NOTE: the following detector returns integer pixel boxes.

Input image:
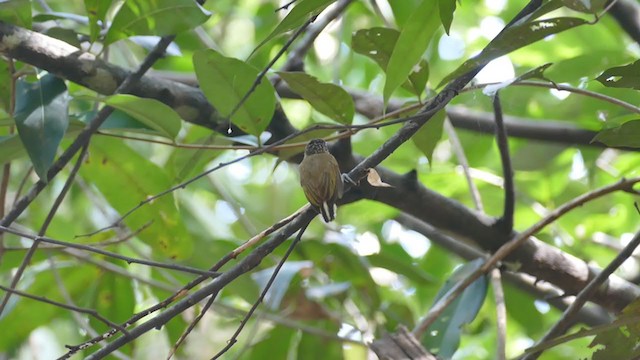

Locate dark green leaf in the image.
[278,72,354,124]
[593,120,640,148]
[384,0,440,104]
[422,258,489,358]
[193,49,276,137]
[439,0,457,35]
[104,0,211,45]
[0,0,31,28]
[14,74,69,181]
[411,109,446,164]
[596,60,640,90]
[252,0,333,54]
[101,94,182,139]
[438,17,588,88]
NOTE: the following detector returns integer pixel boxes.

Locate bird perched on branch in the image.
[299,139,344,222]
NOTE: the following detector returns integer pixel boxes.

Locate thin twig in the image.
[0,144,90,316]
[412,177,640,338]
[522,227,640,360]
[492,93,514,232]
[491,269,507,360]
[0,284,128,334]
[444,120,484,212]
[64,208,301,358]
[211,217,312,359]
[0,225,218,277]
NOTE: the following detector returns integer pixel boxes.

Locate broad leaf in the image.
[14,74,69,181]
[101,94,182,139]
[438,17,588,88]
[352,27,430,98]
[593,120,640,148]
[277,71,354,124]
[384,0,441,105]
[193,49,276,137]
[412,109,446,164]
[0,0,31,28]
[80,137,193,259]
[253,0,333,54]
[104,0,211,45]
[596,60,640,90]
[422,258,489,358]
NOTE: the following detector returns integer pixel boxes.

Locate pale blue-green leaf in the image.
[422,258,489,358]
[14,74,69,181]
[193,49,276,137]
[384,0,441,105]
[277,71,354,124]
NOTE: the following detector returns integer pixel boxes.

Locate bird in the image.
[299,139,344,222]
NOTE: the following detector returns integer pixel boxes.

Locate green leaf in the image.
[89,270,135,332]
[252,0,333,54]
[351,27,430,98]
[193,49,276,137]
[277,72,354,124]
[383,0,441,105]
[84,0,112,42]
[547,51,633,84]
[593,120,640,148]
[439,0,457,35]
[562,0,607,14]
[101,94,182,139]
[14,74,69,181]
[80,137,193,259]
[0,0,32,28]
[437,17,588,88]
[411,109,446,164]
[596,60,640,90]
[422,258,489,358]
[0,135,27,166]
[104,0,211,45]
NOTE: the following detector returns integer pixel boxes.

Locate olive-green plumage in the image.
[299,139,343,222]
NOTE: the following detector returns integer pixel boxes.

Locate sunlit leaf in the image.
[562,0,607,14]
[252,0,333,54]
[352,27,430,98]
[193,49,276,137]
[101,94,182,139]
[84,0,112,42]
[384,0,440,105]
[14,74,69,181]
[277,71,354,124]
[104,0,211,45]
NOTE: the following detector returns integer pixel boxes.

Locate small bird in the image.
[299,139,343,222]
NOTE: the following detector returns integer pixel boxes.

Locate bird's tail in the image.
[320,201,336,222]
